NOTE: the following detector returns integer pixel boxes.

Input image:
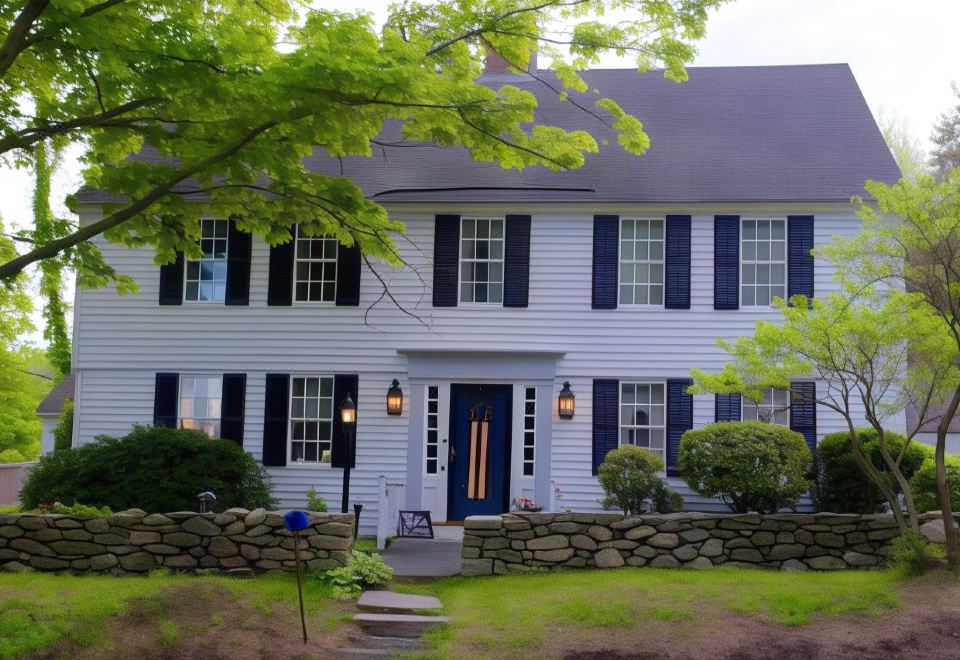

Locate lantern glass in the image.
[558,381,575,419]
[386,379,403,415]
[339,394,357,426]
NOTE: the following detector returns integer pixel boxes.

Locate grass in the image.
[0,506,20,515]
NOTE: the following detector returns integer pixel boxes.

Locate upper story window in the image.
[289,375,334,463]
[619,218,664,305]
[742,388,790,425]
[294,227,339,303]
[179,375,222,437]
[459,217,504,304]
[619,382,666,463]
[184,219,228,302]
[741,218,786,306]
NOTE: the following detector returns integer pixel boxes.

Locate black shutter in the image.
[666,379,693,477]
[221,373,246,446]
[592,379,619,474]
[267,235,295,306]
[225,221,252,306]
[503,214,531,308]
[715,393,742,421]
[592,215,619,309]
[153,373,179,428]
[787,216,814,300]
[335,241,362,306]
[790,381,817,452]
[262,374,289,466]
[432,215,460,307]
[158,253,184,305]
[714,215,740,310]
[332,374,359,468]
[664,215,691,309]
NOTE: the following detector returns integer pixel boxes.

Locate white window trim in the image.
[741,388,791,426]
[457,216,507,306]
[740,216,788,308]
[424,385,440,477]
[292,226,339,305]
[522,386,536,478]
[183,218,229,304]
[617,216,666,307]
[177,373,223,438]
[286,373,336,468]
[618,380,667,465]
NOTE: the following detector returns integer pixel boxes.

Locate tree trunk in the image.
[847,426,909,532]
[936,387,960,571]
[875,429,919,530]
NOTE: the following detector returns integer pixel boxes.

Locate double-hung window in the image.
[289,376,334,463]
[459,217,504,304]
[741,218,786,306]
[742,388,790,425]
[184,219,228,302]
[178,375,222,437]
[619,382,666,463]
[619,218,664,305]
[294,227,339,303]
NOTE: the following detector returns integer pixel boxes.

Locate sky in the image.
[3,0,958,343]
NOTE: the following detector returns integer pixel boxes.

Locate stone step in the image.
[347,634,426,651]
[357,590,443,613]
[353,613,451,639]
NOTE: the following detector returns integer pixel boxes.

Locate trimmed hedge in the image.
[910,455,960,514]
[20,425,277,512]
[598,445,682,515]
[678,421,811,514]
[809,428,928,513]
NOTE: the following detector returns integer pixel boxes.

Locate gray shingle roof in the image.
[75,64,900,205]
[36,374,75,416]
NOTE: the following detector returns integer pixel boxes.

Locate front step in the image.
[353,613,451,639]
[357,590,443,613]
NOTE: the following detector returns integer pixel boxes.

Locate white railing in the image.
[376,475,406,550]
[0,462,36,507]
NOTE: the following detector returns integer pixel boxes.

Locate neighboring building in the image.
[907,402,960,455]
[68,63,901,532]
[36,374,75,456]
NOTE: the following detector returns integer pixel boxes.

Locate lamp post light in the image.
[339,393,357,514]
[386,379,403,415]
[558,381,575,419]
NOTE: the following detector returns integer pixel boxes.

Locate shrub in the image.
[52,400,74,452]
[305,487,328,512]
[20,425,279,512]
[39,501,112,517]
[809,428,929,513]
[321,550,393,599]
[889,529,945,576]
[598,445,683,515]
[910,455,960,513]
[678,421,811,514]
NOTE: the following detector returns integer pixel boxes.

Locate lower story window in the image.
[179,375,222,437]
[742,388,790,425]
[290,376,334,463]
[619,382,666,463]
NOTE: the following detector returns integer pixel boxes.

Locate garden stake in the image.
[283,510,311,645]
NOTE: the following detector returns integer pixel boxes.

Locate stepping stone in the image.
[358,590,443,613]
[348,634,426,651]
[353,613,451,639]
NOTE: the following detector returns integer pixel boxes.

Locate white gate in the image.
[376,475,406,550]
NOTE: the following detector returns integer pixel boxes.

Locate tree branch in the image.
[0,0,50,76]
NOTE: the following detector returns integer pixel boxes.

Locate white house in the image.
[63,63,903,533]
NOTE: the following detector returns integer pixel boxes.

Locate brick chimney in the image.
[484,47,537,75]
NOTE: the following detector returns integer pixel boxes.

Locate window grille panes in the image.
[523,387,536,477]
[425,386,439,475]
[179,375,222,437]
[619,218,665,305]
[459,217,505,303]
[742,388,790,426]
[290,376,334,463]
[294,227,339,302]
[741,218,787,306]
[184,219,228,302]
[619,382,666,463]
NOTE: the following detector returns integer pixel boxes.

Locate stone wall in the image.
[0,508,354,574]
[461,511,956,575]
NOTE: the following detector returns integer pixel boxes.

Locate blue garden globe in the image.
[284,510,310,532]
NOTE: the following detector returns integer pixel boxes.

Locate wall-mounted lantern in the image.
[386,379,403,416]
[558,381,575,419]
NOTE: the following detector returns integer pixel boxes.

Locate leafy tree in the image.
[878,108,929,181]
[52,398,73,452]
[0,0,727,286]
[931,83,960,179]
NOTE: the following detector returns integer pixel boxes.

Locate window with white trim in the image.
[289,376,334,463]
[619,218,664,305]
[742,388,790,425]
[425,386,439,475]
[459,217,504,303]
[523,387,536,477]
[184,218,228,302]
[294,227,338,302]
[178,375,222,437]
[741,218,786,306]
[619,382,666,463]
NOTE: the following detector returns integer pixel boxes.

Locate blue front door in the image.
[447,384,513,520]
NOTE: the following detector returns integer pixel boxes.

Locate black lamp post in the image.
[339,392,357,514]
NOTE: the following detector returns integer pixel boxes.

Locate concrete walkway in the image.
[381,526,463,578]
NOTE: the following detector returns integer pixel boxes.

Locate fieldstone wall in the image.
[0,508,354,574]
[462,511,957,575]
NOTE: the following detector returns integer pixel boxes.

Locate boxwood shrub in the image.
[598,445,683,515]
[910,455,960,514]
[678,420,811,514]
[20,425,278,512]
